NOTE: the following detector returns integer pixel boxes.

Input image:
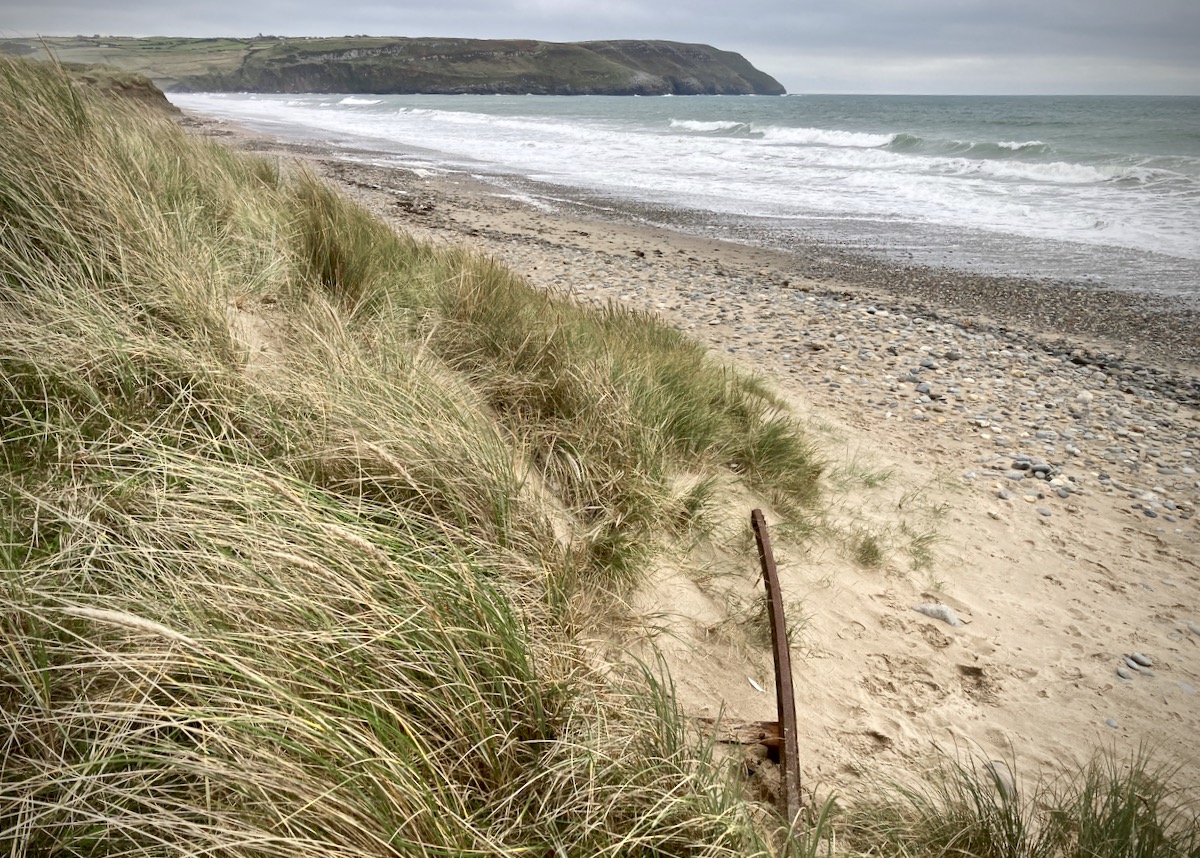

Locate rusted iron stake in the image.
[751,508,802,824]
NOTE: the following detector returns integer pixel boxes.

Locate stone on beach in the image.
[913,603,962,627]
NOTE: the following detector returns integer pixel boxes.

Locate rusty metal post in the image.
[751,508,802,824]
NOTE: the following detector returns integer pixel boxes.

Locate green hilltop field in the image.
[0,34,787,94]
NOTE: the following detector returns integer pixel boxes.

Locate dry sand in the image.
[190,115,1200,800]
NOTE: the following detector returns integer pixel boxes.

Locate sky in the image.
[3,0,1199,95]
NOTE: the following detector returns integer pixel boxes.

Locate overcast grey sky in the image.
[3,0,1199,94]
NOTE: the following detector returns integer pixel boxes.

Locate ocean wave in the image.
[767,139,1179,188]
[945,158,1116,184]
[668,119,747,133]
[339,96,384,105]
[997,139,1048,152]
[756,125,897,148]
[960,140,1054,159]
[886,134,1053,159]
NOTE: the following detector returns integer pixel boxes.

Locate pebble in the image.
[1037,507,1053,517]
[1181,683,1196,695]
[1188,621,1200,636]
[1116,666,1134,680]
[913,603,962,627]
[1105,718,1119,729]
[1129,652,1152,667]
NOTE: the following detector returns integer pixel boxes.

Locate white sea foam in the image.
[756,125,897,148]
[339,96,383,105]
[668,119,745,133]
[997,139,1047,151]
[946,158,1129,185]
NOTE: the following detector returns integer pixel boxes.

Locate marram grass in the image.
[838,747,1200,858]
[1,57,819,855]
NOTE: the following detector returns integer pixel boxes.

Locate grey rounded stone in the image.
[1105,718,1119,729]
[1129,652,1152,667]
[1116,666,1133,680]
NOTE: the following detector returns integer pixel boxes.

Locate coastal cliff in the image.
[1,36,786,96]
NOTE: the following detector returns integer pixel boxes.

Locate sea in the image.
[171,92,1200,301]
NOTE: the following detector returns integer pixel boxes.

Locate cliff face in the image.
[170,37,786,96]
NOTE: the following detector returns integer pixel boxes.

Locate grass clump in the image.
[1,56,824,855]
[849,528,885,570]
[842,748,1200,858]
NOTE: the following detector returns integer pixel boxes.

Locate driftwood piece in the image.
[697,717,782,749]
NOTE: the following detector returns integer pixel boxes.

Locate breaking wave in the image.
[667,119,747,133]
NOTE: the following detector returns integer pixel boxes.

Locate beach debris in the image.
[748,677,765,693]
[751,508,802,825]
[913,603,962,627]
[697,717,783,748]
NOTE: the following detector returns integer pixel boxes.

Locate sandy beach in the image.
[190,114,1200,797]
